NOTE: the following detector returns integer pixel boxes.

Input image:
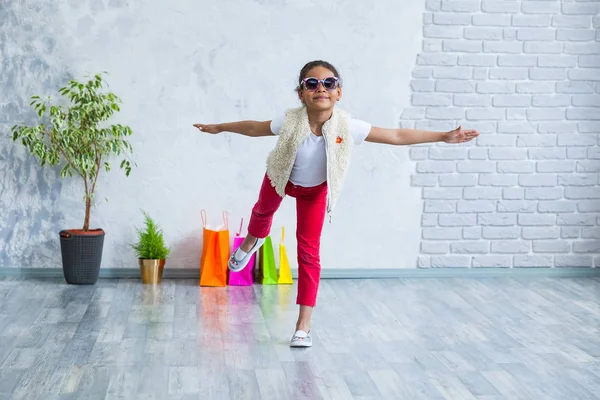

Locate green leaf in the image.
[60,164,70,178]
[131,211,170,259]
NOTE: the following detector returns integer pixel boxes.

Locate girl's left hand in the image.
[443,126,480,144]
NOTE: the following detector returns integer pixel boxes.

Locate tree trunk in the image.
[83,197,91,231]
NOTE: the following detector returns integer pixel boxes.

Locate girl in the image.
[194,60,479,348]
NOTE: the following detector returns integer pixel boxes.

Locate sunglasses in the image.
[301,77,340,91]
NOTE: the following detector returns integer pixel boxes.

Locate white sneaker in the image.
[290,330,312,348]
[228,237,265,272]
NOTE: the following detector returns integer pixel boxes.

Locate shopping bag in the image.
[199,210,230,287]
[277,227,293,285]
[259,236,278,285]
[227,218,255,286]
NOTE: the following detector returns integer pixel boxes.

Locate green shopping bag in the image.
[259,236,278,285]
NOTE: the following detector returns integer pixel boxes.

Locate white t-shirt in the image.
[269,114,371,187]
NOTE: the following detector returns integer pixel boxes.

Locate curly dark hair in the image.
[295,60,342,92]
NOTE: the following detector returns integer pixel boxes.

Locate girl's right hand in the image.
[193,123,222,134]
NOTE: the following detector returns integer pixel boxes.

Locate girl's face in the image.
[297,66,342,112]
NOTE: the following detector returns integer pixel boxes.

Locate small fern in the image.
[132,211,170,260]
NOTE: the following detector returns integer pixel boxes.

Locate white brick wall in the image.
[410,0,600,268]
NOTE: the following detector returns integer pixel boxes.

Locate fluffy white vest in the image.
[265,106,353,219]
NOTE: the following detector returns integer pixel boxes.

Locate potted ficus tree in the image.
[132,211,170,284]
[10,73,134,285]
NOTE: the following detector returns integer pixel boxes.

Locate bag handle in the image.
[222,211,229,230]
[201,210,229,229]
[237,218,244,236]
[201,209,207,228]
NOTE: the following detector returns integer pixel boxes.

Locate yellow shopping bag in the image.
[278,227,293,285]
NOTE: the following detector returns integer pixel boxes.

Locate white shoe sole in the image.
[290,341,312,348]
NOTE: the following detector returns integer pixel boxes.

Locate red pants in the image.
[248,173,327,307]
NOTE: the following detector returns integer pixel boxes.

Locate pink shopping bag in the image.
[227,218,255,286]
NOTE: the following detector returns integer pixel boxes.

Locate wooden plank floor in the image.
[0,276,599,399]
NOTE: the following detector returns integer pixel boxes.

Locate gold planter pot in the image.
[139,259,165,284]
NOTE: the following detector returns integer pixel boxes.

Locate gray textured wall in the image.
[1,2,72,268]
[1,0,424,269]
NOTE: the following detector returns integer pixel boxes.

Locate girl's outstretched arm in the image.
[365,125,479,145]
[193,120,273,137]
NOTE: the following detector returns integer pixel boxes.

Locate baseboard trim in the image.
[1,267,599,280]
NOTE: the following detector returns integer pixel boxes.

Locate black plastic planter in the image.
[59,229,105,285]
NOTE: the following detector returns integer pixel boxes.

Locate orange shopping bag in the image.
[200,210,230,287]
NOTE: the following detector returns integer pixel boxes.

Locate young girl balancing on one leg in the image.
[194,60,479,348]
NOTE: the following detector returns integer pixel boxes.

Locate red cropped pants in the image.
[247,173,327,307]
